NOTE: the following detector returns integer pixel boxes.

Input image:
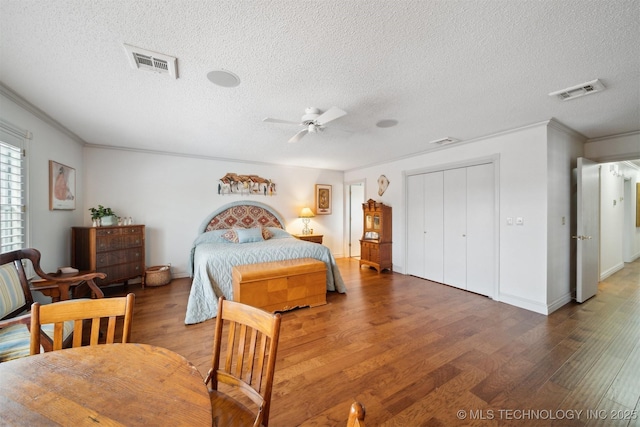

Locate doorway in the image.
[347,181,364,258]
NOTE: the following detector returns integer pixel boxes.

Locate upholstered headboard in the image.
[198,201,286,234]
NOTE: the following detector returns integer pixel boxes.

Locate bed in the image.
[185,201,346,324]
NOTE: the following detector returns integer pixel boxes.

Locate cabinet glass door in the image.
[373,214,380,229]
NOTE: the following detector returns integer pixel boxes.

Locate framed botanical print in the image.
[49,160,76,210]
[315,184,332,215]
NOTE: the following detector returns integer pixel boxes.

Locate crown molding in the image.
[0,81,86,146]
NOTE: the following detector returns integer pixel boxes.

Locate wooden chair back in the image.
[30,293,135,354]
[205,296,282,427]
[347,402,366,427]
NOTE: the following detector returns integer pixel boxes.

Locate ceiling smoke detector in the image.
[548,79,605,101]
[123,44,178,79]
[429,137,459,145]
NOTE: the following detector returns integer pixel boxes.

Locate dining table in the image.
[0,343,212,426]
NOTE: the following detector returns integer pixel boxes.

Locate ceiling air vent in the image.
[123,44,178,79]
[429,137,459,145]
[548,79,604,101]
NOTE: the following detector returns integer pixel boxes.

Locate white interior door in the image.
[444,168,467,289]
[466,163,494,297]
[576,157,600,303]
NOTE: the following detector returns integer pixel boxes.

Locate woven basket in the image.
[145,265,171,287]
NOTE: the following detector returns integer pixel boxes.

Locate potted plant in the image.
[89,205,117,226]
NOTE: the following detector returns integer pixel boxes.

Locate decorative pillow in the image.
[236,227,264,243]
[221,229,239,243]
[261,227,273,240]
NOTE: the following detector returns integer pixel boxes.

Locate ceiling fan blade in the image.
[315,107,347,125]
[263,117,301,125]
[288,129,308,143]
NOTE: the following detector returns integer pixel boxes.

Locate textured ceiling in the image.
[1,0,638,171]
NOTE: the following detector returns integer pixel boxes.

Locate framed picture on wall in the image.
[49,160,76,210]
[315,184,332,215]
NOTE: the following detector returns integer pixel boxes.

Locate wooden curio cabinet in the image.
[72,225,146,287]
[359,199,392,273]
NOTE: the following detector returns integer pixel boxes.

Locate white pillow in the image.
[235,228,264,243]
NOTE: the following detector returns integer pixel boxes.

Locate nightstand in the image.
[293,234,323,244]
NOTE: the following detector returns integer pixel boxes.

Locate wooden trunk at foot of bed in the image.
[232,258,327,312]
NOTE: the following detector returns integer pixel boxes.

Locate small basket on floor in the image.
[144,265,171,287]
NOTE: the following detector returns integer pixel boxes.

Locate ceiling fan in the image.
[263,107,347,143]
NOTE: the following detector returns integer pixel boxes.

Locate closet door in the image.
[424,171,444,282]
[466,163,494,296]
[406,174,425,277]
[443,168,467,289]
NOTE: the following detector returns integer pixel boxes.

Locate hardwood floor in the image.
[115,257,639,426]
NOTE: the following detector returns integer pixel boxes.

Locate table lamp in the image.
[299,207,315,235]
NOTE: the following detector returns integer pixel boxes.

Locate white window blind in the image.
[0,123,27,253]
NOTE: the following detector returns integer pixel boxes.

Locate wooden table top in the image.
[0,343,212,426]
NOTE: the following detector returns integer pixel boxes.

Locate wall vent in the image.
[429,137,459,145]
[123,44,178,79]
[548,79,604,101]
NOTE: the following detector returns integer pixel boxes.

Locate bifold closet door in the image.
[406,174,425,277]
[424,172,444,282]
[443,168,467,289]
[407,172,444,282]
[466,163,495,296]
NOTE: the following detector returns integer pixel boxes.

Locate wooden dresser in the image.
[359,199,392,273]
[71,225,145,287]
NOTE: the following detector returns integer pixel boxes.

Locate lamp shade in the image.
[299,207,315,218]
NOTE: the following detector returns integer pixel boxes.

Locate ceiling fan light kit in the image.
[264,106,347,143]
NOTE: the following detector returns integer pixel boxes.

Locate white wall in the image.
[546,122,584,311]
[345,121,553,314]
[585,131,640,162]
[84,147,344,277]
[1,92,85,273]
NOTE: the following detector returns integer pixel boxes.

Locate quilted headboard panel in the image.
[200,201,285,233]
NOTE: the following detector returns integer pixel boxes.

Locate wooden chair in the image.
[204,296,282,427]
[30,293,135,354]
[0,248,105,362]
[347,402,366,427]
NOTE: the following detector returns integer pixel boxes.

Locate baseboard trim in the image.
[498,292,549,315]
[547,293,572,314]
[600,262,625,281]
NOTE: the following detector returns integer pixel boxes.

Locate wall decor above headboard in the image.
[198,201,285,234]
[218,173,276,196]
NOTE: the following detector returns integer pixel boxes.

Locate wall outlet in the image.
[516,217,524,225]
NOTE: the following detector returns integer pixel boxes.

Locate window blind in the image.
[0,128,26,253]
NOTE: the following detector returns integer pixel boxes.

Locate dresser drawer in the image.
[95,262,144,286]
[96,233,143,252]
[96,248,145,268]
